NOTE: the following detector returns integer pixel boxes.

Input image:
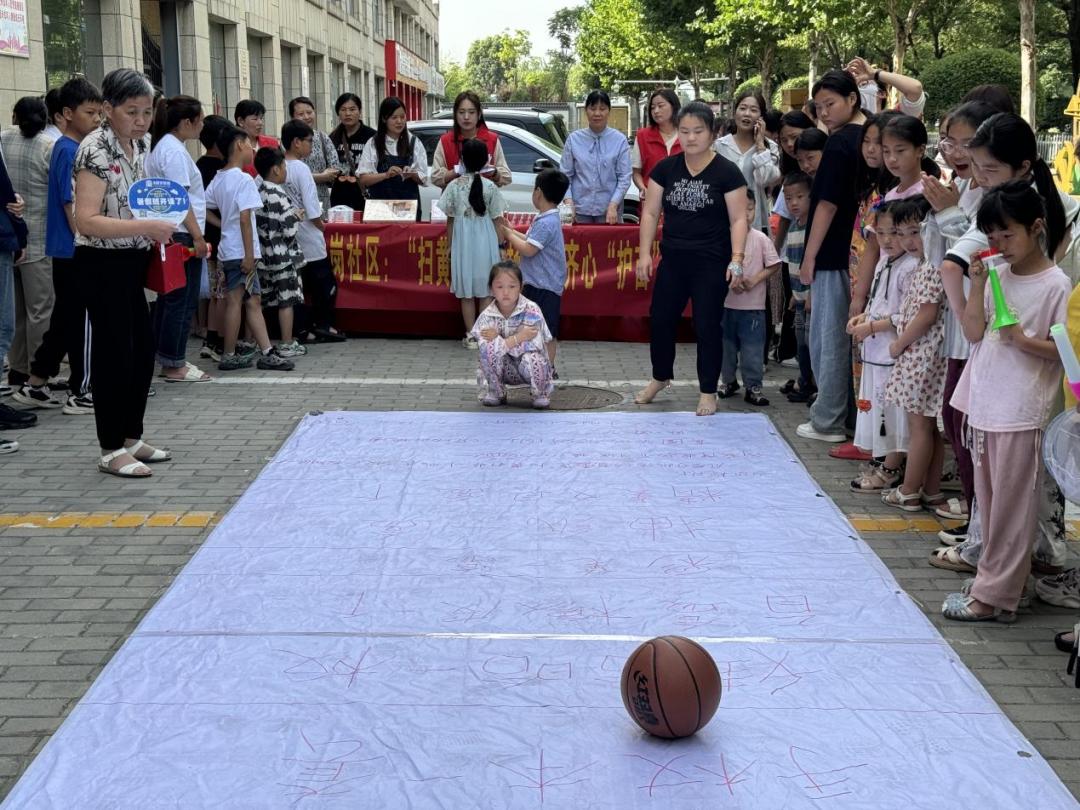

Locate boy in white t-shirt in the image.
[204,126,294,372]
[719,188,782,406]
[282,120,345,343]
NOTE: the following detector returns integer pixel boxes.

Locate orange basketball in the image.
[620,636,722,738]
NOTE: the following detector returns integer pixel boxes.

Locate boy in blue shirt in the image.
[17,77,101,415]
[500,169,570,368]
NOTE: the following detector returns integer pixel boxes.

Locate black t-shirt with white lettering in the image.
[805,123,862,271]
[649,153,747,260]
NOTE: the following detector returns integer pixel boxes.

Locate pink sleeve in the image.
[761,234,781,267]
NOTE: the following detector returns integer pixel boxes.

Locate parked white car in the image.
[408,120,640,223]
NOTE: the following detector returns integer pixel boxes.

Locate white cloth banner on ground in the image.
[3,412,1076,808]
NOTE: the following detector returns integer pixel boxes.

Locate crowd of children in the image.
[0,65,1078,651]
[744,67,1080,645]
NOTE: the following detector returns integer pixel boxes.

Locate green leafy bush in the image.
[920,48,1033,123]
[733,76,763,99]
[773,76,808,110]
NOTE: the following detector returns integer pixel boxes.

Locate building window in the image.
[281,45,298,106]
[43,0,103,87]
[306,53,323,105]
[372,0,383,38]
[330,61,344,114]
[209,22,228,116]
[248,35,265,102]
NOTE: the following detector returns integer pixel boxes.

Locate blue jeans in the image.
[0,252,13,361]
[793,300,813,389]
[721,308,765,389]
[808,269,854,433]
[152,233,202,368]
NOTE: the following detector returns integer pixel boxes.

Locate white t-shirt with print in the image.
[284,158,327,262]
[145,132,206,232]
[205,167,262,262]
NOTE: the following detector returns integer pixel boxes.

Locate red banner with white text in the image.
[326,222,688,342]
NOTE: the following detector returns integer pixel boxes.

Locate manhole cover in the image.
[505,385,623,410]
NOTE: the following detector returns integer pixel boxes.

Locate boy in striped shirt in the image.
[254,146,306,358]
[782,171,814,402]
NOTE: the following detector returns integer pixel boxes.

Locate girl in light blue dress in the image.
[439,138,508,347]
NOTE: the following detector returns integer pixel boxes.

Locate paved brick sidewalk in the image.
[0,337,1078,799]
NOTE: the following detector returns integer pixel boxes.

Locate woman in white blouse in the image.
[713,90,780,232]
[356,97,428,221]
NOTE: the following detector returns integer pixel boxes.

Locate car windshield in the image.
[538,114,565,148]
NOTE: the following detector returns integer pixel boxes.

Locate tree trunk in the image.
[808,32,819,88]
[760,42,776,104]
[888,0,926,107]
[891,28,907,109]
[1059,0,1080,89]
[727,50,738,115]
[1020,0,1037,126]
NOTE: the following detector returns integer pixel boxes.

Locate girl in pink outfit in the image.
[944,182,1073,622]
[471,262,554,409]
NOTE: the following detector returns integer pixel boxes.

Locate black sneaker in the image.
[744,386,770,406]
[256,349,295,371]
[312,327,347,343]
[0,401,37,429]
[12,383,62,409]
[717,381,740,399]
[62,393,94,415]
[938,523,969,546]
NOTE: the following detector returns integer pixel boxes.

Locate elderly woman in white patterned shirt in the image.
[73,68,177,479]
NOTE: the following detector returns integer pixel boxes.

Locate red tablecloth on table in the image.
[325,222,692,342]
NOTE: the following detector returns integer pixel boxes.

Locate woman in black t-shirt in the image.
[634,101,748,416]
[797,70,866,444]
[329,93,377,211]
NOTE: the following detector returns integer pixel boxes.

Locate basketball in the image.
[620,636,722,738]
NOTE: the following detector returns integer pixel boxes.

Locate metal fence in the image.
[927,134,1070,163]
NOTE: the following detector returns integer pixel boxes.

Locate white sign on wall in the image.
[238,49,250,92]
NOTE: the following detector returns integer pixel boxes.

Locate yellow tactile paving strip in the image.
[0,512,219,529]
[0,512,1075,536]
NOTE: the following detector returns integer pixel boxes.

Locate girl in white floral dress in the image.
[882,196,947,511]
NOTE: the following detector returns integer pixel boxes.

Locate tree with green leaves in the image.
[465,30,532,101]
[575,0,680,90]
[701,0,799,101]
[441,62,473,102]
[549,6,585,52]
[639,0,724,96]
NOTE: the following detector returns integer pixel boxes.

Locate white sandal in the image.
[126,439,171,463]
[882,486,922,512]
[98,449,152,478]
[934,497,969,519]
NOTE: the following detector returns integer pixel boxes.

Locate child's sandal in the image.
[919,489,947,509]
[941,593,1016,623]
[849,465,900,493]
[882,486,922,512]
